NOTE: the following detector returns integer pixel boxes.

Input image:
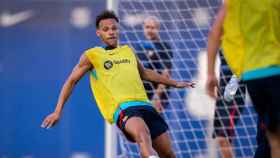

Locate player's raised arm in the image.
[41,53,92,129]
[137,58,195,88]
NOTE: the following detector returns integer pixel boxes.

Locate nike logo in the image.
[0,10,34,27]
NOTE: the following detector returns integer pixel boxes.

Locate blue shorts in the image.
[245,74,280,133]
[116,105,169,142]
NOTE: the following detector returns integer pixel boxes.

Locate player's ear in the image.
[96,30,100,37]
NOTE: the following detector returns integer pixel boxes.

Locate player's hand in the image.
[206,74,218,99]
[175,81,195,88]
[41,112,60,129]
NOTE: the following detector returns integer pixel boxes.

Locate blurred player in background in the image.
[207,2,271,158]
[41,10,195,158]
[207,52,245,158]
[136,16,173,112]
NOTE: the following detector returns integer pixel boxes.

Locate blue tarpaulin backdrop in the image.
[0,1,106,158]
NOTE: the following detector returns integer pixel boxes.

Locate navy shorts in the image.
[245,75,280,133]
[116,105,169,142]
[254,118,271,158]
[213,70,246,140]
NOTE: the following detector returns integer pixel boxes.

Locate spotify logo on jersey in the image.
[104,59,131,70]
[104,60,113,70]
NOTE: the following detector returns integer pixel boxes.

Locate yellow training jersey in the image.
[85,45,149,123]
[223,0,280,80]
[240,0,280,80]
[222,0,244,78]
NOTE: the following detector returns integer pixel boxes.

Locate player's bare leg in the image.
[217,137,234,158]
[267,130,280,158]
[152,132,176,158]
[125,117,157,158]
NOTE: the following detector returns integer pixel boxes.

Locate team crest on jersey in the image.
[104,60,113,70]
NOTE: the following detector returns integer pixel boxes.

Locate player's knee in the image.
[267,131,280,147]
[217,137,230,146]
[134,126,151,143]
[159,149,176,158]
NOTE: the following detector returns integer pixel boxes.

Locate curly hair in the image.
[95,10,119,28]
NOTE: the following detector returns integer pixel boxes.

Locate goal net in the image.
[112,0,259,157]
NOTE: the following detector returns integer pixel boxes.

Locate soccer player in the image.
[207,4,245,158]
[207,2,271,158]
[136,16,173,112]
[41,10,194,158]
[221,1,280,158]
[207,53,246,158]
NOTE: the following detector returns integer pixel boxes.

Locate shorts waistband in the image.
[113,101,152,123]
[242,66,280,81]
